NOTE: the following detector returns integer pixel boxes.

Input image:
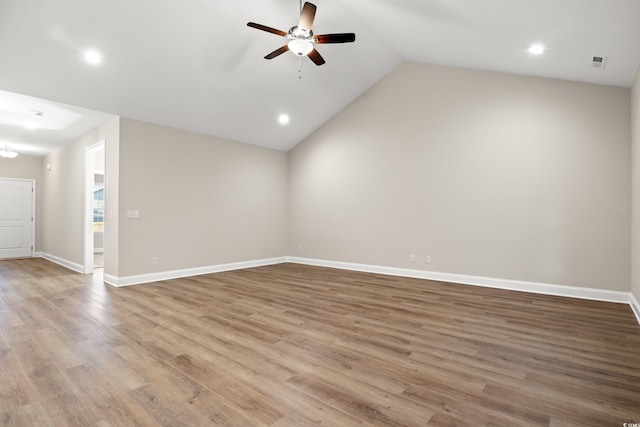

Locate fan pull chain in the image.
[298,0,302,80]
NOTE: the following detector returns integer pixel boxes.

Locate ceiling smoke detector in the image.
[592,56,607,69]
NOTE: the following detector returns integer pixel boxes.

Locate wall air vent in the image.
[592,56,607,69]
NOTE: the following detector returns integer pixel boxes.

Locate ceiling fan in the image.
[247,2,356,66]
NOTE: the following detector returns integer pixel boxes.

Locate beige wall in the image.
[0,155,44,251]
[42,117,120,273]
[632,67,640,301]
[117,118,288,277]
[289,62,631,291]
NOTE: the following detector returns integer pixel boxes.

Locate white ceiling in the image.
[1,0,639,157]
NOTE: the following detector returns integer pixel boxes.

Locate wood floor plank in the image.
[286,372,435,427]
[0,347,32,412]
[402,382,551,426]
[1,258,639,426]
[481,381,630,425]
[65,363,159,427]
[0,402,57,427]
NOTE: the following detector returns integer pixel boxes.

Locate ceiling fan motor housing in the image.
[290,26,312,38]
[288,26,314,56]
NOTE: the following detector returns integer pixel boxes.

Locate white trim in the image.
[31,180,35,257]
[105,256,288,287]
[103,273,118,286]
[286,257,632,304]
[32,250,640,326]
[38,252,84,274]
[630,293,640,325]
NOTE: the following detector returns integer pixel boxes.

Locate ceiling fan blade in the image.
[298,2,317,33]
[307,48,326,66]
[247,22,287,37]
[315,33,356,44]
[265,45,290,59]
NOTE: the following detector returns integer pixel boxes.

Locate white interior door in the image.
[0,179,34,259]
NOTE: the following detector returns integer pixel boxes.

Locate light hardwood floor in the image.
[1,258,639,426]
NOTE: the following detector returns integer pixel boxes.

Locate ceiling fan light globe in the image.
[288,39,313,56]
[0,146,18,159]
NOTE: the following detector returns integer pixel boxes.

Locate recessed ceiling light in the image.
[528,44,545,55]
[84,50,102,65]
[278,114,290,125]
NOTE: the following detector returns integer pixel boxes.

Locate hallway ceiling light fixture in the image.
[84,50,102,65]
[0,146,18,159]
[278,114,290,125]
[528,44,546,55]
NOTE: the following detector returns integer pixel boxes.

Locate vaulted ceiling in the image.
[1,0,639,156]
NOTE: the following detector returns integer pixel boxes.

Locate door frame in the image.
[0,177,35,259]
[84,140,105,273]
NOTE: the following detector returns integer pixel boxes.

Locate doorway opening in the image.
[84,141,105,273]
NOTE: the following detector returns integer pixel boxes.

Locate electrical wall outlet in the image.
[151,257,158,266]
[410,254,416,263]
[426,256,432,264]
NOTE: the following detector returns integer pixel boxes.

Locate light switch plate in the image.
[127,210,140,219]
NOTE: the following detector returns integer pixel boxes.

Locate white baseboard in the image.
[286,256,632,305]
[631,293,640,325]
[37,252,84,274]
[33,251,640,326]
[104,256,288,287]
[103,273,118,286]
